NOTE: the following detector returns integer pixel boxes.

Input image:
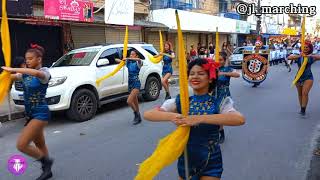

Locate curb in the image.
[307,135,320,180]
[0,111,25,123]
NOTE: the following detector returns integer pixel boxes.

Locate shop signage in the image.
[236,20,250,34]
[0,0,33,16]
[44,0,94,22]
[105,0,134,25]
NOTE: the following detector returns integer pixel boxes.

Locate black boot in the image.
[300,107,306,116]
[165,92,171,100]
[133,112,142,125]
[219,129,225,144]
[36,156,53,180]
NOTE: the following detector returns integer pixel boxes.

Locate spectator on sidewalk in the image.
[12,56,26,68]
[190,44,198,60]
[208,42,215,58]
[197,43,201,54]
[198,45,208,59]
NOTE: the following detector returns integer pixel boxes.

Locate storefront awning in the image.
[261,34,282,38]
[134,20,169,29]
[149,8,250,34]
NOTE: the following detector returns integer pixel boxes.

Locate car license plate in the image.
[18,94,24,100]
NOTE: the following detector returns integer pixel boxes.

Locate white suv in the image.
[11,44,163,122]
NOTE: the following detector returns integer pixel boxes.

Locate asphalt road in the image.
[1,63,320,180]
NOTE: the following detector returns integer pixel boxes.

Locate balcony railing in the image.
[151,0,196,10]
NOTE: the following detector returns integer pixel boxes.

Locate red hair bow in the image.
[202,59,220,80]
[30,43,40,49]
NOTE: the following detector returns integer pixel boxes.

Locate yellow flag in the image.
[292,15,306,86]
[215,27,219,62]
[0,0,12,104]
[96,61,126,86]
[159,30,164,53]
[147,30,164,64]
[96,26,128,86]
[176,10,190,117]
[123,26,129,59]
[134,10,190,180]
[147,54,162,64]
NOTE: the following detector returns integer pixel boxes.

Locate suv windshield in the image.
[142,46,158,56]
[53,49,100,67]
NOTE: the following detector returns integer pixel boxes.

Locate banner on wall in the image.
[44,0,94,22]
[105,0,135,26]
[236,20,250,34]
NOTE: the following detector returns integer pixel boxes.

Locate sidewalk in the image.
[0,96,25,123]
[307,136,320,180]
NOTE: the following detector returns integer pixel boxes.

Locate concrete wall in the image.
[191,0,219,15]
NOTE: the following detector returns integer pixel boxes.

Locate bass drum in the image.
[242,53,269,84]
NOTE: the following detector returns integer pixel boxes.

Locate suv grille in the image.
[15,81,24,92]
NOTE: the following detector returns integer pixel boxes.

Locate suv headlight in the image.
[49,77,67,87]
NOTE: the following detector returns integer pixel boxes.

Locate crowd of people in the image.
[187,42,235,63]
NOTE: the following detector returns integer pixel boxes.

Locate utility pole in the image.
[256,0,262,36]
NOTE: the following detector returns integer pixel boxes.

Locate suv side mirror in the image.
[97,58,110,67]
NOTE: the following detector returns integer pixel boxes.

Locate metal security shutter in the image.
[105,28,120,43]
[106,28,142,44]
[200,34,206,45]
[120,29,141,43]
[146,31,160,52]
[219,34,228,48]
[71,25,106,48]
[208,34,213,44]
[186,33,199,52]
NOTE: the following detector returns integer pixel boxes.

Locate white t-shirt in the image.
[160,96,238,114]
[16,67,51,84]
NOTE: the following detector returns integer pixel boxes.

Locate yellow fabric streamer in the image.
[96,61,126,86]
[159,30,164,53]
[0,0,12,104]
[215,27,219,62]
[147,30,164,64]
[292,16,306,86]
[147,54,162,64]
[96,26,128,86]
[134,10,190,180]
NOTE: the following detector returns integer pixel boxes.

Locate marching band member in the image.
[117,50,143,125]
[2,44,54,180]
[288,41,320,116]
[144,58,245,180]
[217,52,240,143]
[155,42,175,100]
